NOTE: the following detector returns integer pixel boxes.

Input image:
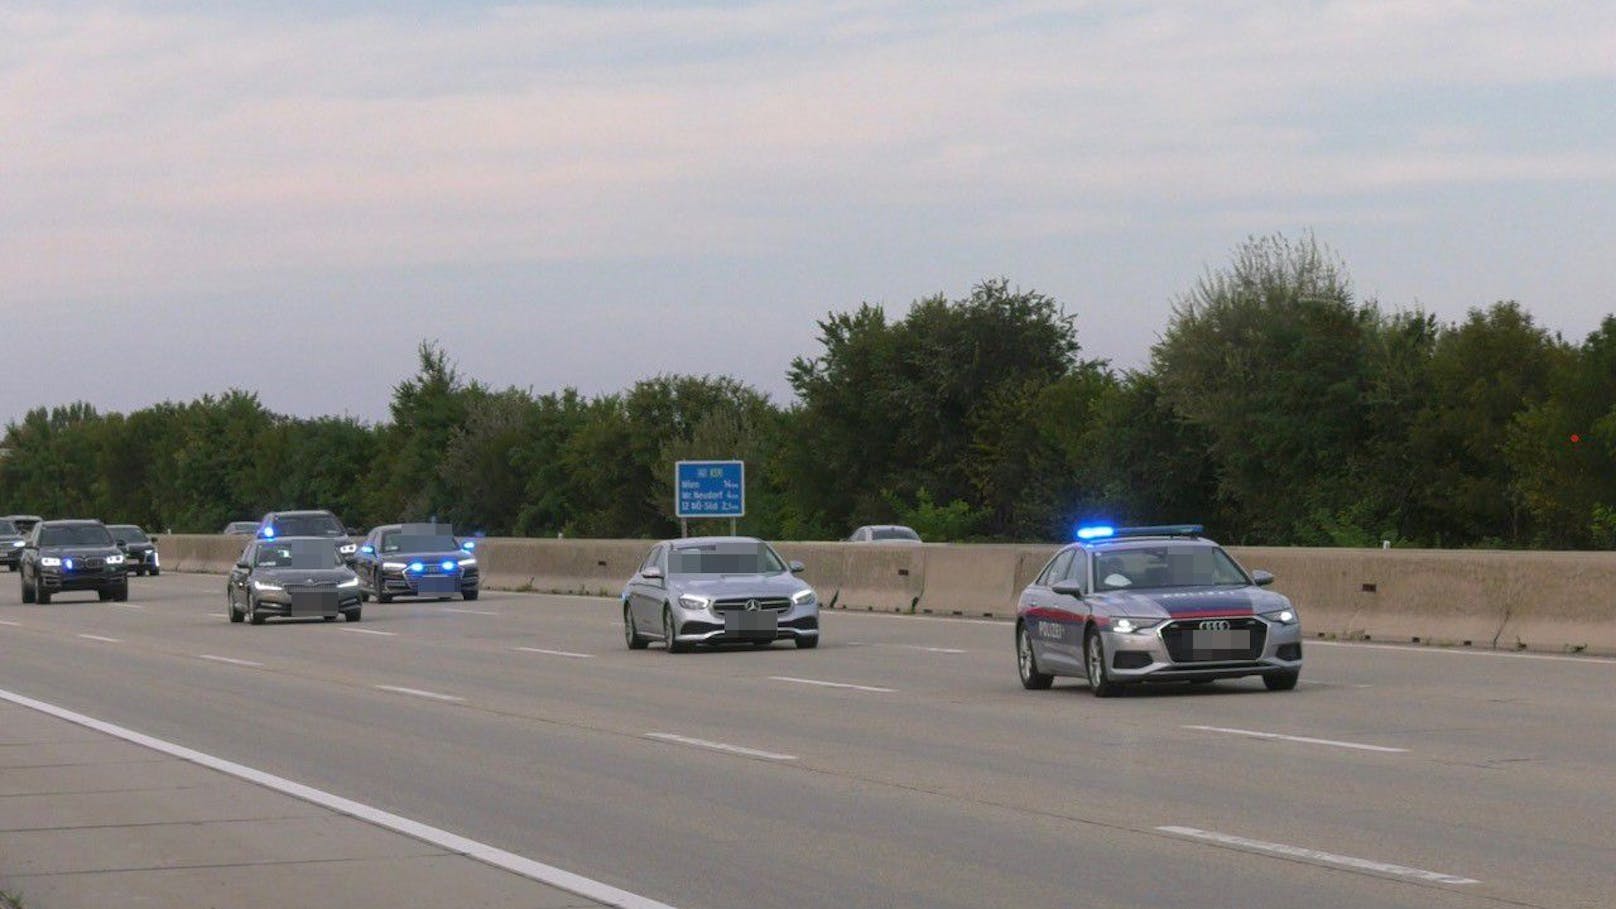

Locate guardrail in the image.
[152,535,1616,655]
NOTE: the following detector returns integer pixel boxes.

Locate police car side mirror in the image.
[789,560,805,574]
[1051,580,1085,598]
[642,566,664,580]
[115,539,128,549]
[1251,569,1275,587]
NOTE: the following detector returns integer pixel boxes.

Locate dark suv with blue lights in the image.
[19,519,130,604]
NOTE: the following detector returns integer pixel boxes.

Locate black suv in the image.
[257,510,359,563]
[107,524,161,577]
[0,518,25,572]
[19,519,131,603]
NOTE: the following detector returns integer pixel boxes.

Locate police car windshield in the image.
[254,540,342,569]
[40,525,114,547]
[270,514,345,537]
[0,520,16,534]
[669,542,784,576]
[1094,544,1248,591]
[109,526,149,542]
[872,527,920,541]
[381,534,458,554]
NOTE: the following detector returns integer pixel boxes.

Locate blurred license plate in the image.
[290,591,338,616]
[417,576,457,595]
[725,611,778,633]
[1192,629,1249,650]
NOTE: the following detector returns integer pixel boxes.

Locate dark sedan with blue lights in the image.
[352,523,480,603]
[1015,525,1302,696]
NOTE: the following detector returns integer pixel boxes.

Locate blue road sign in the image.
[675,460,745,518]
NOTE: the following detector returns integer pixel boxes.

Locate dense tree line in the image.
[3,236,1612,548]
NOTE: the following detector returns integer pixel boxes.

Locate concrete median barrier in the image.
[163,534,1616,654]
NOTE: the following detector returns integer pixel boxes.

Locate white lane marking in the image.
[1184,725,1406,754]
[1156,826,1479,885]
[373,685,464,703]
[769,676,896,693]
[208,613,229,618]
[0,688,678,909]
[830,610,1003,626]
[197,654,265,668]
[109,603,144,609]
[443,608,498,616]
[644,733,797,762]
[1309,640,1614,665]
[847,641,967,654]
[340,628,397,637]
[1299,679,1373,689]
[0,620,21,627]
[76,634,123,644]
[513,647,594,659]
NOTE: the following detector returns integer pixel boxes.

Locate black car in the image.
[0,518,24,572]
[256,509,358,562]
[353,523,480,603]
[19,519,130,604]
[107,524,161,577]
[227,537,363,625]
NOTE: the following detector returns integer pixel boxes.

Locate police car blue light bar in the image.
[1077,524,1203,541]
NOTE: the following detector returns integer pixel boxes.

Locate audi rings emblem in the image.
[746,599,760,611]
[1198,619,1231,631]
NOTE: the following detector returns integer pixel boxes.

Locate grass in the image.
[1,888,25,909]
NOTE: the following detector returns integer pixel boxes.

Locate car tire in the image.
[663,607,688,654]
[462,589,479,601]
[323,615,337,622]
[376,588,392,604]
[37,585,51,605]
[112,583,128,602]
[795,635,819,650]
[150,567,160,577]
[1085,628,1122,698]
[344,607,362,623]
[228,597,244,623]
[248,599,265,625]
[1263,669,1300,691]
[98,589,113,602]
[624,604,649,649]
[1017,623,1054,690]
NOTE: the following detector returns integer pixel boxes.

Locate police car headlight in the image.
[106,554,126,565]
[678,594,712,610]
[791,589,817,606]
[457,557,477,567]
[382,561,407,570]
[9,540,22,548]
[339,543,357,555]
[40,556,62,567]
[1263,608,1297,624]
[1111,618,1161,634]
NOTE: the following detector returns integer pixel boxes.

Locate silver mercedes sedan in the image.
[622,536,820,652]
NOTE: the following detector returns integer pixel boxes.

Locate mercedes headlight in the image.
[1111,617,1162,634]
[1263,608,1297,624]
[791,589,817,606]
[678,594,712,610]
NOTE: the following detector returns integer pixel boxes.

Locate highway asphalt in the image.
[2,571,1612,908]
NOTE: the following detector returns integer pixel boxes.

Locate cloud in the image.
[2,1,1613,302]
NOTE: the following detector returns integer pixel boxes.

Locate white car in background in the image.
[846,525,922,543]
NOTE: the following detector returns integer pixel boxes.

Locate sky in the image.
[3,1,1614,425]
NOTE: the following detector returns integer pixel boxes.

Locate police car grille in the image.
[712,597,791,612]
[1161,617,1266,662]
[81,558,106,570]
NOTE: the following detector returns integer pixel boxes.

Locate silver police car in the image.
[622,537,820,651]
[1015,525,1302,696]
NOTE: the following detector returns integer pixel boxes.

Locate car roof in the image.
[668,535,766,547]
[1081,535,1217,553]
[263,509,337,517]
[106,523,144,530]
[2,514,44,520]
[41,519,106,526]
[253,535,339,544]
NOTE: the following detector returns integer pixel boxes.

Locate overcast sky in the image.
[3,1,1613,426]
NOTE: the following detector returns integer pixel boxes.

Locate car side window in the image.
[654,545,668,574]
[1039,549,1074,586]
[239,542,255,567]
[639,546,659,575]
[1062,550,1090,594]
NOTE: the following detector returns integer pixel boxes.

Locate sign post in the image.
[675,460,745,536]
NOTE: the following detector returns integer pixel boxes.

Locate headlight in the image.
[1263,608,1297,624]
[9,540,22,548]
[338,577,360,588]
[339,543,357,555]
[252,580,283,592]
[40,556,62,567]
[106,554,126,565]
[382,561,406,570]
[457,557,477,567]
[407,561,424,573]
[1111,617,1162,634]
[791,589,817,605]
[678,594,712,610]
